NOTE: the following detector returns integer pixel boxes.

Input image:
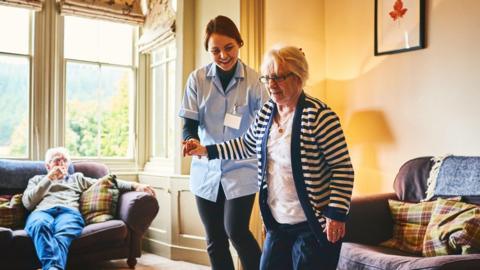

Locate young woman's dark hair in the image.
[204,15,244,50]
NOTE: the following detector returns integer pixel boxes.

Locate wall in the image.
[194,0,240,67]
[264,0,480,196]
[324,0,480,195]
[139,173,212,266]
[264,0,326,98]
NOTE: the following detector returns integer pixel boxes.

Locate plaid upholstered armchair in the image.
[0,159,159,269]
[337,157,480,270]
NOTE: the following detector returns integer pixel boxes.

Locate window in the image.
[0,6,32,158]
[63,16,136,159]
[150,40,176,159]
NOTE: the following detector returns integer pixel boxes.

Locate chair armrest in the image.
[344,192,397,245]
[117,191,159,235]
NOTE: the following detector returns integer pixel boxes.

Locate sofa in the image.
[0,159,159,270]
[337,156,480,270]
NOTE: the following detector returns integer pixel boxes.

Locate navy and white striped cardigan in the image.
[206,92,354,241]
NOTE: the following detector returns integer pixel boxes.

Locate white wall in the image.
[264,0,480,196]
[194,0,240,67]
[325,0,480,195]
[265,0,326,98]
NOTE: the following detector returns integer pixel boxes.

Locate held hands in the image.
[323,217,346,243]
[182,139,208,158]
[47,166,67,181]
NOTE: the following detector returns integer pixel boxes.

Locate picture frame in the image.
[374,0,425,55]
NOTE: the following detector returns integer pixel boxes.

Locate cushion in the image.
[0,194,26,229]
[423,198,480,256]
[79,175,119,225]
[380,199,436,254]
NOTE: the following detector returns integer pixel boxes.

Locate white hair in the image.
[45,147,71,164]
[261,44,309,87]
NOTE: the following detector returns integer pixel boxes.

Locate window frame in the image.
[143,37,178,174]
[0,1,187,176]
[58,15,142,171]
[62,58,137,160]
[12,0,148,172]
[0,6,34,159]
[150,40,176,160]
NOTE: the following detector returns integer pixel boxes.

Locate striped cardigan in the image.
[206,92,354,240]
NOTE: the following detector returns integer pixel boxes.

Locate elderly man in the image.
[22,147,155,270]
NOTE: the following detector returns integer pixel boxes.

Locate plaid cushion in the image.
[380,199,437,254]
[0,194,26,229]
[79,174,119,225]
[423,198,480,256]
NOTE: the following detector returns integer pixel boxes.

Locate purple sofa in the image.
[337,157,480,270]
[0,159,159,270]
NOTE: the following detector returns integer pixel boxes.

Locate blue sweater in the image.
[207,92,354,241]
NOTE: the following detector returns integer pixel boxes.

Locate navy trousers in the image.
[25,206,84,270]
[260,221,342,270]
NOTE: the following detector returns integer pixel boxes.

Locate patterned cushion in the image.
[79,174,119,225]
[0,194,26,229]
[423,198,480,256]
[380,199,436,254]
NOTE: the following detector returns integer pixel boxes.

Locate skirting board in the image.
[142,237,241,268]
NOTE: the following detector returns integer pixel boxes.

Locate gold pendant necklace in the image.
[275,113,292,134]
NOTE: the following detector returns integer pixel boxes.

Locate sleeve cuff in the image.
[179,109,199,120]
[116,179,135,191]
[323,206,348,222]
[206,145,219,160]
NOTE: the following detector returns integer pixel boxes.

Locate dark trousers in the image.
[195,185,261,270]
[260,222,342,270]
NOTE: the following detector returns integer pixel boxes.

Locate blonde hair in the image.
[45,147,71,164]
[261,45,309,87]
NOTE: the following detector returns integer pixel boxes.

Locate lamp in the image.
[346,110,395,195]
[346,110,394,145]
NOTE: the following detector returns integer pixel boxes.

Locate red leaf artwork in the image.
[389,0,408,21]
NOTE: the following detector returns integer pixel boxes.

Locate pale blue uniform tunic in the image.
[179,60,268,202]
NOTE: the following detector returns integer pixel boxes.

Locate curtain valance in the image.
[0,0,44,11]
[57,0,144,25]
[138,0,175,53]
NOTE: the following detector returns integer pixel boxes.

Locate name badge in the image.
[224,113,242,129]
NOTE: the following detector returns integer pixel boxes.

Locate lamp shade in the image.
[346,110,394,145]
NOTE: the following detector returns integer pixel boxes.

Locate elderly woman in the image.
[186,45,354,270]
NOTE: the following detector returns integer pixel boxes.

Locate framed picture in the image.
[375,0,425,55]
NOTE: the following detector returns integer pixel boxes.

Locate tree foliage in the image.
[66,75,130,157]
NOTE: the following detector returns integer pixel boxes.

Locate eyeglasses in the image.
[259,72,294,84]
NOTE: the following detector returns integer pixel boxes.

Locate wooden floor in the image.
[75,253,210,270]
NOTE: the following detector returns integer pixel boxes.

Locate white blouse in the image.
[266,112,307,224]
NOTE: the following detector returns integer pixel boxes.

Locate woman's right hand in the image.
[182,139,199,157]
[182,139,208,157]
